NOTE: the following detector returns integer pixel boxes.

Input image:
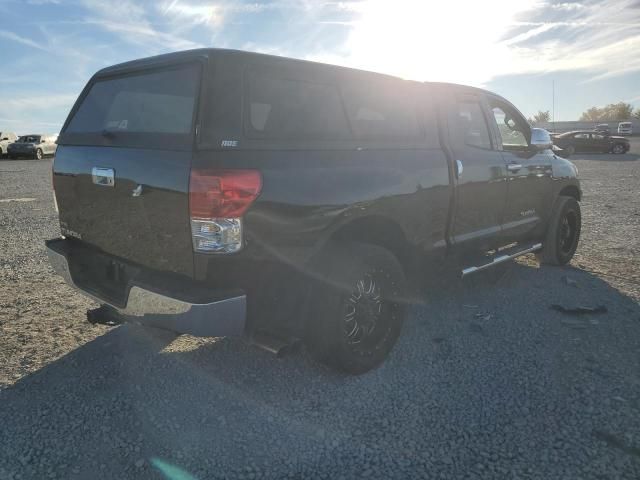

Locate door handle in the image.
[456,159,463,177]
[507,163,523,172]
[92,167,115,187]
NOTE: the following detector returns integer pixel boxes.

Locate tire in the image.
[612,143,625,154]
[35,148,43,160]
[537,196,581,266]
[307,243,407,375]
[565,145,575,157]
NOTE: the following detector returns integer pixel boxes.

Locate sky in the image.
[1,0,639,133]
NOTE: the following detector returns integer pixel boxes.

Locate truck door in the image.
[486,96,553,244]
[443,90,508,251]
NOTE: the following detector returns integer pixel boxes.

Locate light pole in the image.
[552,79,555,132]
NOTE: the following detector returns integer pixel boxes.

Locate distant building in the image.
[536,119,639,134]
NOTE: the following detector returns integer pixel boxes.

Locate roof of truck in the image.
[95,48,494,95]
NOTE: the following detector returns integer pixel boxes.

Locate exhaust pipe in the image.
[87,305,123,326]
[250,331,298,357]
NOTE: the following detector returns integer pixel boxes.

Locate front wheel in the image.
[35,148,43,160]
[307,243,407,375]
[537,196,581,266]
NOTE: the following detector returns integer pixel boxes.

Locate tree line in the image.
[528,102,640,125]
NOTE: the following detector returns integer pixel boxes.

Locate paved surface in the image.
[1,144,639,479]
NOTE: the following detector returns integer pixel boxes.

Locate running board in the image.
[461,243,542,277]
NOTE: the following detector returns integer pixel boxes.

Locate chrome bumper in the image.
[46,242,246,337]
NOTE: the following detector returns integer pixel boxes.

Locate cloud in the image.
[79,0,204,51]
[157,0,288,30]
[1,94,78,133]
[302,0,640,85]
[4,94,78,111]
[549,2,585,11]
[503,23,559,45]
[160,0,225,27]
[0,29,47,51]
[81,18,204,50]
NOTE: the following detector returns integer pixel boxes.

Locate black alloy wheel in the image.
[307,243,406,374]
[537,196,581,266]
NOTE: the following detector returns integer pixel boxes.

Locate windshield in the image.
[17,135,40,143]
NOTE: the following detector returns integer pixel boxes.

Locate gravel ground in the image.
[1,143,640,479]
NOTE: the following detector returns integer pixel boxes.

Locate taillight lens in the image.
[190,169,262,219]
[189,169,262,254]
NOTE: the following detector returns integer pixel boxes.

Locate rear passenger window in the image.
[456,101,492,149]
[342,80,421,139]
[246,72,350,140]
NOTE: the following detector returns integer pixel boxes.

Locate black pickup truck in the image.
[47,49,581,374]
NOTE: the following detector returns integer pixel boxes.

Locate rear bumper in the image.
[46,238,246,337]
[7,151,35,157]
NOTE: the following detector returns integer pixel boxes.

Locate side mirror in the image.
[530,128,552,151]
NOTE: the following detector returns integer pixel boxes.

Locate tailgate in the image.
[53,145,194,276]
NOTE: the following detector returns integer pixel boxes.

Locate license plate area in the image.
[68,247,139,308]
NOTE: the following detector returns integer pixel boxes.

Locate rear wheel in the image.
[612,143,626,154]
[564,145,575,157]
[307,243,406,375]
[537,196,581,266]
[35,148,43,160]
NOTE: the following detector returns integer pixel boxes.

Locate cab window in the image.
[487,99,529,150]
[246,70,350,140]
[455,101,492,149]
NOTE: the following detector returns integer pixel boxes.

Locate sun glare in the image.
[317,0,540,85]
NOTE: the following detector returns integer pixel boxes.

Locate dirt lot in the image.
[1,143,639,479]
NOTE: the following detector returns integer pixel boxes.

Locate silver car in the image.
[0,131,18,158]
[7,134,58,159]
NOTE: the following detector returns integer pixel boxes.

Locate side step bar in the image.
[461,243,542,277]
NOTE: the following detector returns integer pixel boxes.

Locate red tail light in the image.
[189,169,262,219]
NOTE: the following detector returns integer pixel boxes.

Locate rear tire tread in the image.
[306,243,407,375]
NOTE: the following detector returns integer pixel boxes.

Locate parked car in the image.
[618,121,633,136]
[594,123,611,134]
[552,130,630,155]
[46,49,581,374]
[7,134,58,159]
[0,131,18,157]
